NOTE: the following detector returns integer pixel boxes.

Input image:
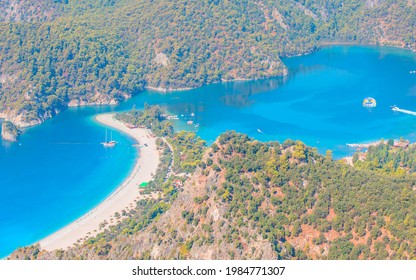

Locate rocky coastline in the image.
[1,121,21,142]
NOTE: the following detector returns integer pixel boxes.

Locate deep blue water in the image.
[1,46,416,257]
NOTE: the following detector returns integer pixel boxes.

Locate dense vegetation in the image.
[116,105,206,174]
[1,0,415,125]
[11,131,416,260]
[175,132,416,260]
[115,104,174,138]
[353,141,416,175]
[170,131,206,174]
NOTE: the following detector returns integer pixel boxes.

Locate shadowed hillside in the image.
[1,0,415,126]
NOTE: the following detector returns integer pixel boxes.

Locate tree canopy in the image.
[1,0,415,125]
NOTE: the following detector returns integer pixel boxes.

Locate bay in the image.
[1,45,415,258]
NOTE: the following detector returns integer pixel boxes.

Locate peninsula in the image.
[38,113,160,251]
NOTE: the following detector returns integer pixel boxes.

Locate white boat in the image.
[102,129,117,148]
[390,105,416,116]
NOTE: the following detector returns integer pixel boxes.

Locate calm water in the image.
[0,108,138,258]
[1,46,416,257]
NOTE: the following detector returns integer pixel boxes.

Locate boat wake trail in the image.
[392,106,416,116]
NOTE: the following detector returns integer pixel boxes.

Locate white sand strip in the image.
[39,113,160,251]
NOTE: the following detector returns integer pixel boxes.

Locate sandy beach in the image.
[39,113,160,251]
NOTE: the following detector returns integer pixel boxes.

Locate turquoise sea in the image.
[1,46,416,257]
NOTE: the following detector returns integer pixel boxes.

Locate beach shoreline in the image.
[38,113,160,251]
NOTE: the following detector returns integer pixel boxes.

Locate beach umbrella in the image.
[139,182,149,188]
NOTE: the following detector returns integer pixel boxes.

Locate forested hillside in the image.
[1,0,415,126]
[353,141,416,175]
[11,130,416,260]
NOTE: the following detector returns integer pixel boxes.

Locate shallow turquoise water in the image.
[1,46,416,257]
[120,46,416,157]
[0,107,137,258]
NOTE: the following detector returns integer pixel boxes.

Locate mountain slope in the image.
[1,0,415,126]
[11,131,416,260]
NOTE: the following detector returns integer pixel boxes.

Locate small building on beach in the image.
[125,123,137,129]
[394,140,409,149]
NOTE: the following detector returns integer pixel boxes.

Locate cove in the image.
[1,45,415,258]
[119,45,416,157]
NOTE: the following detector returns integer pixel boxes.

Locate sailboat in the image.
[101,129,117,148]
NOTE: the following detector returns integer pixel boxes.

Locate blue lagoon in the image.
[1,45,416,257]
